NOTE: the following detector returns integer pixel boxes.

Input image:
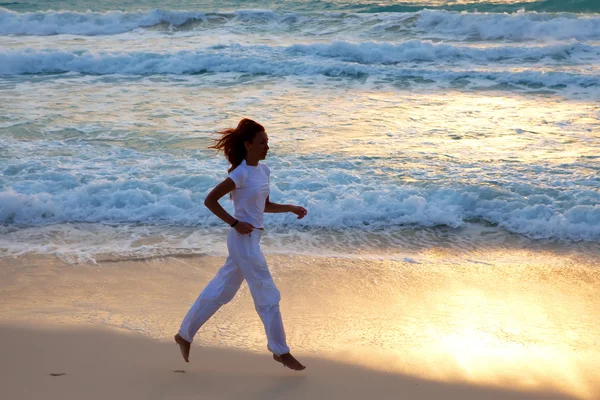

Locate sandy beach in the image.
[0,322,586,400]
[1,250,598,399]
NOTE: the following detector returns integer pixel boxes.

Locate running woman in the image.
[175,118,306,371]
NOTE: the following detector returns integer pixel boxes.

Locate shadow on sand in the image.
[0,323,580,400]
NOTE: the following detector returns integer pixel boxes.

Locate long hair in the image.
[209,118,265,173]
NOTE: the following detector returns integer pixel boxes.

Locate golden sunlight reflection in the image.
[289,250,600,399]
[270,89,598,167]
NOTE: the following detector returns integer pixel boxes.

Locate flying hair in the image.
[209,118,265,173]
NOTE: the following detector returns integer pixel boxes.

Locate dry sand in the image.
[0,323,583,400]
[1,250,599,399]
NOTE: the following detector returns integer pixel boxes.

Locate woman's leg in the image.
[228,229,291,356]
[178,255,244,343]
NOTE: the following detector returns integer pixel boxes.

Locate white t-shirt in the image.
[228,159,270,229]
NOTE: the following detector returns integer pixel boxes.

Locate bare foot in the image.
[273,353,306,371]
[174,334,190,363]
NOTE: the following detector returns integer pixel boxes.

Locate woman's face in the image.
[246,130,270,161]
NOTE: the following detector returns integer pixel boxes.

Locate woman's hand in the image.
[234,221,255,235]
[290,205,308,219]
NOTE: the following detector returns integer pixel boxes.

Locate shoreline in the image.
[2,221,600,266]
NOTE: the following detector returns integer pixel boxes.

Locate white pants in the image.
[178,228,290,356]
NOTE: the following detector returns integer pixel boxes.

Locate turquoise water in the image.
[0,0,599,261]
[2,0,599,13]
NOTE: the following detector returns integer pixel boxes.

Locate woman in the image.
[174,118,306,371]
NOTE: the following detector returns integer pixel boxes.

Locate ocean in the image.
[1,0,599,263]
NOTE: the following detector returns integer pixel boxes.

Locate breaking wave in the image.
[1,8,599,41]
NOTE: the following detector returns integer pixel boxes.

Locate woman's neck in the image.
[245,157,259,166]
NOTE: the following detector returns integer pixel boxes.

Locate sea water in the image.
[1,0,599,263]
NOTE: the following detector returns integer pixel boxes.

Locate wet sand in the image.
[0,250,598,399]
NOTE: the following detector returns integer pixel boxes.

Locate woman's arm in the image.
[205,178,254,234]
[265,196,307,219]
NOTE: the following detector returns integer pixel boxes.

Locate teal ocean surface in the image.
[2,0,600,13]
[1,0,599,262]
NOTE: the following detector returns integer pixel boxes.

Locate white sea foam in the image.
[1,8,599,42]
[0,48,597,90]
[2,151,599,242]
[415,9,600,41]
[0,8,210,36]
[286,40,599,64]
